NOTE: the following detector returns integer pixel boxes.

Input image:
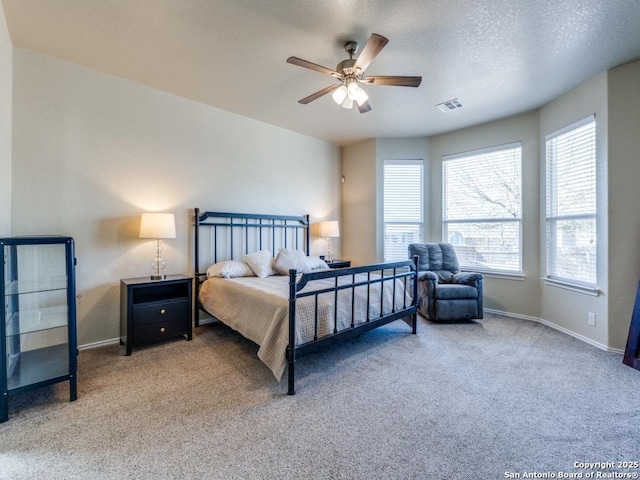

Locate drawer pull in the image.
[160,309,166,314]
[160,327,166,333]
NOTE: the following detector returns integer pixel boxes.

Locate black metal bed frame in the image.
[194,209,418,394]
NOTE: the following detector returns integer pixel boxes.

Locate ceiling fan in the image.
[286,33,422,113]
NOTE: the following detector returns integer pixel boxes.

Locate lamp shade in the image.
[139,213,176,239]
[319,220,340,238]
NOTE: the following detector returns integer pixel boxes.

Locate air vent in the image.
[436,98,463,112]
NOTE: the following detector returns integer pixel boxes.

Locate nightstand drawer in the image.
[133,299,191,326]
[132,321,189,345]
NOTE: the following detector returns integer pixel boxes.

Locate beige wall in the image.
[342,139,377,265]
[607,61,640,349]
[429,111,541,318]
[0,2,11,235]
[11,48,341,347]
[375,137,430,262]
[342,137,430,265]
[539,72,609,347]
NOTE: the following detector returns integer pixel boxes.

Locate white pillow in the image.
[206,260,255,279]
[272,250,329,275]
[243,250,275,278]
[273,248,308,275]
[305,255,329,271]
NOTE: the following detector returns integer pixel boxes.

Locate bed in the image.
[194,209,418,394]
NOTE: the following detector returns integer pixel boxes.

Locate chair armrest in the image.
[416,271,438,301]
[417,271,438,283]
[413,270,437,317]
[452,272,483,287]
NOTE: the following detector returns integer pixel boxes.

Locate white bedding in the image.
[198,273,410,380]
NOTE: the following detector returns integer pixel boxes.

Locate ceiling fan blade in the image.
[353,34,389,72]
[367,75,422,87]
[357,100,372,113]
[287,56,340,77]
[298,84,340,104]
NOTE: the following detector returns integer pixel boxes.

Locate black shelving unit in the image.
[1,236,78,422]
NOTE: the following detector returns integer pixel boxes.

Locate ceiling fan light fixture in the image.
[341,97,354,109]
[332,85,348,105]
[347,79,360,100]
[355,87,369,106]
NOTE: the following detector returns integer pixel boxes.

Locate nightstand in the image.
[326,259,351,269]
[120,274,193,355]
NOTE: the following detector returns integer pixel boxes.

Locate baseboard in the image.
[78,338,121,351]
[79,312,625,355]
[484,308,624,355]
[79,318,217,351]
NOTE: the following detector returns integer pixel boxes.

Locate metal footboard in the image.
[286,257,419,395]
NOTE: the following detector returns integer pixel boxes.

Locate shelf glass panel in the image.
[3,243,68,295]
[5,287,69,335]
[5,327,69,390]
[6,344,70,391]
[3,276,68,296]
[5,305,69,336]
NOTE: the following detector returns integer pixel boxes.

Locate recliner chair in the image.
[408,242,483,322]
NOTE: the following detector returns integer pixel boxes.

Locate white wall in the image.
[607,61,640,350]
[0,2,11,236]
[539,72,609,347]
[429,111,541,318]
[11,48,341,347]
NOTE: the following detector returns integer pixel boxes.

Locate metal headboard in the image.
[194,208,310,285]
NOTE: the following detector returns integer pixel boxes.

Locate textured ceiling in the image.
[3,0,640,146]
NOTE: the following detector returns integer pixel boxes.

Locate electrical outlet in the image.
[588,312,596,327]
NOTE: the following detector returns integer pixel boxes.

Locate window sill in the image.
[543,277,600,296]
[482,271,525,281]
[461,268,524,280]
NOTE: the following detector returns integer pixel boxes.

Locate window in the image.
[443,143,522,272]
[545,115,596,286]
[383,160,423,262]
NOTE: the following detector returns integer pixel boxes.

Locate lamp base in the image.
[150,274,166,281]
[326,237,334,263]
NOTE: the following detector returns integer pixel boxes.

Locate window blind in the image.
[443,143,522,272]
[546,115,596,285]
[383,160,423,262]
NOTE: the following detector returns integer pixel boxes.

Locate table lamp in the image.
[319,220,340,263]
[139,212,176,280]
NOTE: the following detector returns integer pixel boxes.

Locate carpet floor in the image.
[1,313,639,480]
